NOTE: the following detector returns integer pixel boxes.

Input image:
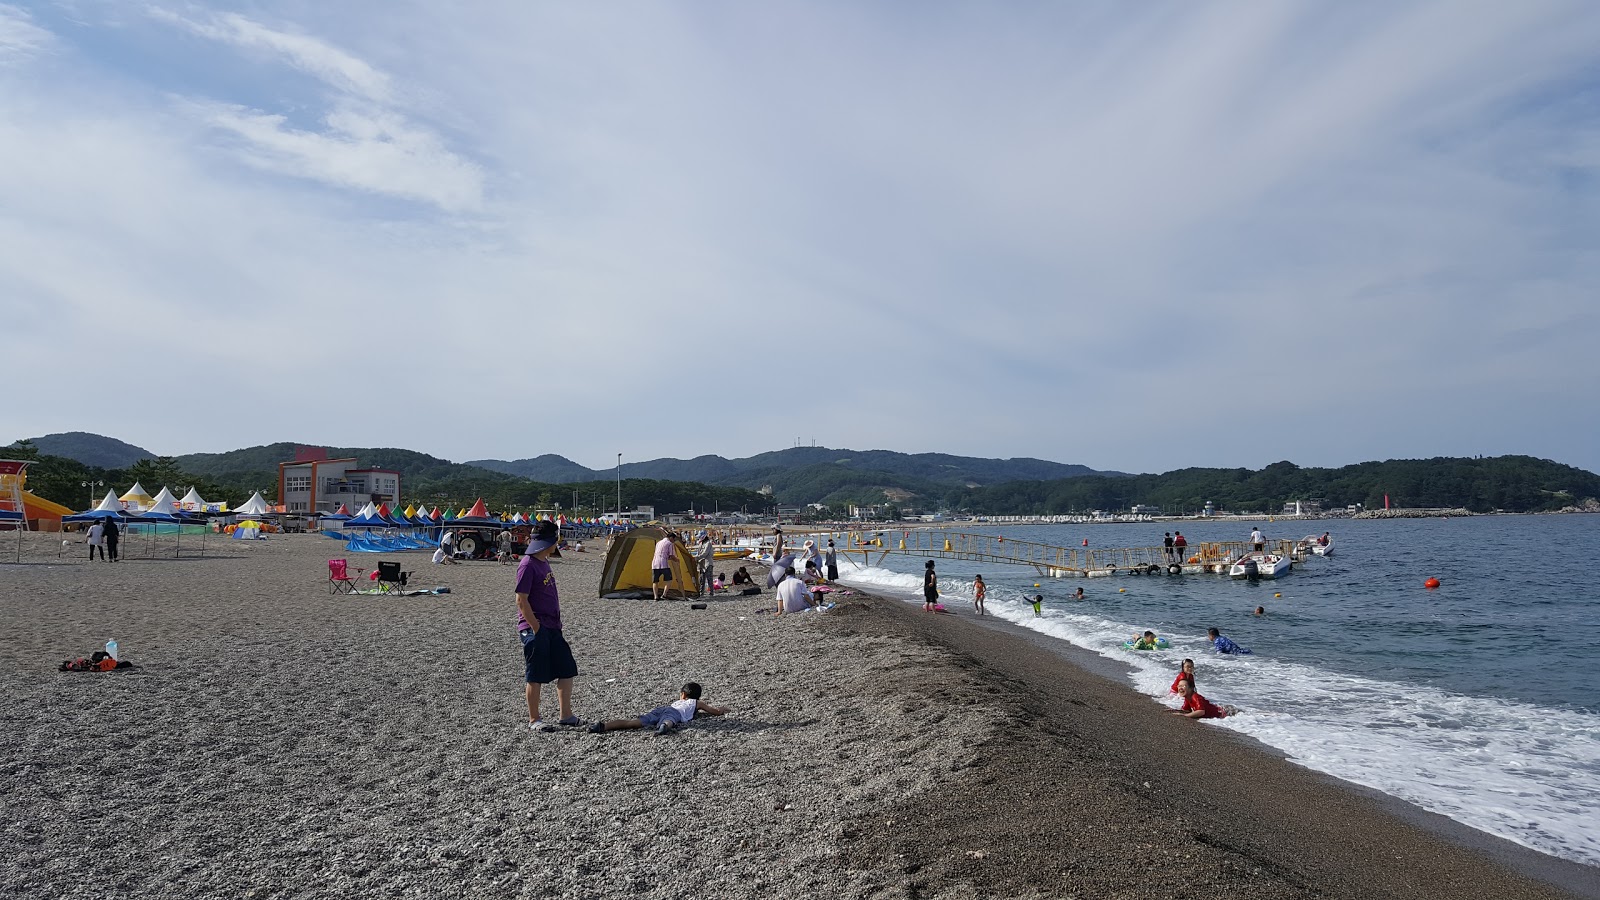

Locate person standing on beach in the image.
[87,521,106,561]
[651,531,676,601]
[923,560,938,611]
[973,575,986,616]
[1163,533,1174,562]
[103,516,120,562]
[515,520,580,732]
[824,540,838,581]
[696,534,715,595]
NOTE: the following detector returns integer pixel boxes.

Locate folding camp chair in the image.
[376,560,409,594]
[328,558,360,594]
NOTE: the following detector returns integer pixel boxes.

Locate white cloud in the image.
[0,3,51,62]
[195,102,484,211]
[147,7,390,102]
[144,6,481,212]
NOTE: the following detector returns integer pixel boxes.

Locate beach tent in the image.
[119,482,153,510]
[179,487,210,511]
[235,492,272,517]
[144,489,182,517]
[63,489,130,522]
[147,487,180,513]
[345,502,393,529]
[598,526,701,599]
[232,519,263,540]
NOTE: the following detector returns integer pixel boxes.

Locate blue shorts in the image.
[637,705,687,728]
[520,628,578,684]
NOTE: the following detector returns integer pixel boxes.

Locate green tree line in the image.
[7,441,769,518]
[947,456,1600,515]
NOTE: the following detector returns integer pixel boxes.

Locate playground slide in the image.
[22,490,74,519]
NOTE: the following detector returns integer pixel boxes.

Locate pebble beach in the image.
[3,532,1596,899]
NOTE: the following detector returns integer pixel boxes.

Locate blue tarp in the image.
[344,532,434,553]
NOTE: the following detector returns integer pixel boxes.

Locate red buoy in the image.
[1424,577,1441,589]
[1082,538,1089,547]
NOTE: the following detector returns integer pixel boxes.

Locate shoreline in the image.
[838,595,1600,898]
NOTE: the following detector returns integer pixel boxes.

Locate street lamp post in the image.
[81,480,104,509]
[616,453,622,522]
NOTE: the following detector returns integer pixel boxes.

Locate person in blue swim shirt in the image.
[1207,627,1252,655]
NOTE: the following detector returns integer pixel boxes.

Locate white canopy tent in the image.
[145,489,181,517]
[179,487,209,511]
[234,492,271,517]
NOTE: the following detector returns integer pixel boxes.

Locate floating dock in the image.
[759,529,1311,578]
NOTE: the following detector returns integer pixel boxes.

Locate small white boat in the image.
[1230,553,1291,578]
[1298,534,1334,557]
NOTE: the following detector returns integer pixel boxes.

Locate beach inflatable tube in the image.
[1122,637,1171,651]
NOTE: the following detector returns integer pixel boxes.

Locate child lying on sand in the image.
[588,682,729,736]
[1172,679,1239,719]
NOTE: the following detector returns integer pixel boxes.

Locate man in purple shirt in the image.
[516,520,581,731]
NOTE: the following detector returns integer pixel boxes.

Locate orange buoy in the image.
[1424,577,1441,589]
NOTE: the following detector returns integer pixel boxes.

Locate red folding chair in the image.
[328,558,360,594]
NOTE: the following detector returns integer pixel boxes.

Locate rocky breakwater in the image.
[1354,507,1475,519]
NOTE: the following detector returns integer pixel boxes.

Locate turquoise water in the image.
[835,514,1600,866]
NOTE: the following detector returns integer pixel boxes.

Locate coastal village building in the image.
[277,446,400,515]
[1282,500,1324,516]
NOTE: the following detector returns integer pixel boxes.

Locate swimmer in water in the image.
[1031,594,1043,617]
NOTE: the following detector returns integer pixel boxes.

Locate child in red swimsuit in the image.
[1169,658,1196,694]
[1172,678,1237,719]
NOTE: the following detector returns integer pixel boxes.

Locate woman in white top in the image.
[87,522,106,562]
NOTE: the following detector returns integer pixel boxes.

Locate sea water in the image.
[833,514,1600,867]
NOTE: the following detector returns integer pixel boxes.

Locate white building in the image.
[277,448,401,515]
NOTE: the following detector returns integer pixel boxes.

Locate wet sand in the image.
[1,531,1595,899]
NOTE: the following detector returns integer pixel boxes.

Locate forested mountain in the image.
[469,446,1112,506]
[20,432,154,469]
[953,457,1600,516]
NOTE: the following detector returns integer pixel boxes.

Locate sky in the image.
[2,1,1598,476]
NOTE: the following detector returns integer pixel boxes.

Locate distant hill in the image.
[11,432,155,469]
[469,453,606,484]
[174,443,519,486]
[469,446,1116,506]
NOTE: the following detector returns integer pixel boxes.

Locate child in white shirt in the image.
[588,682,728,736]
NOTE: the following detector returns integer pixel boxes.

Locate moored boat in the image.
[1230,552,1291,578]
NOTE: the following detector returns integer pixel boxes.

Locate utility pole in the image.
[616,453,622,522]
